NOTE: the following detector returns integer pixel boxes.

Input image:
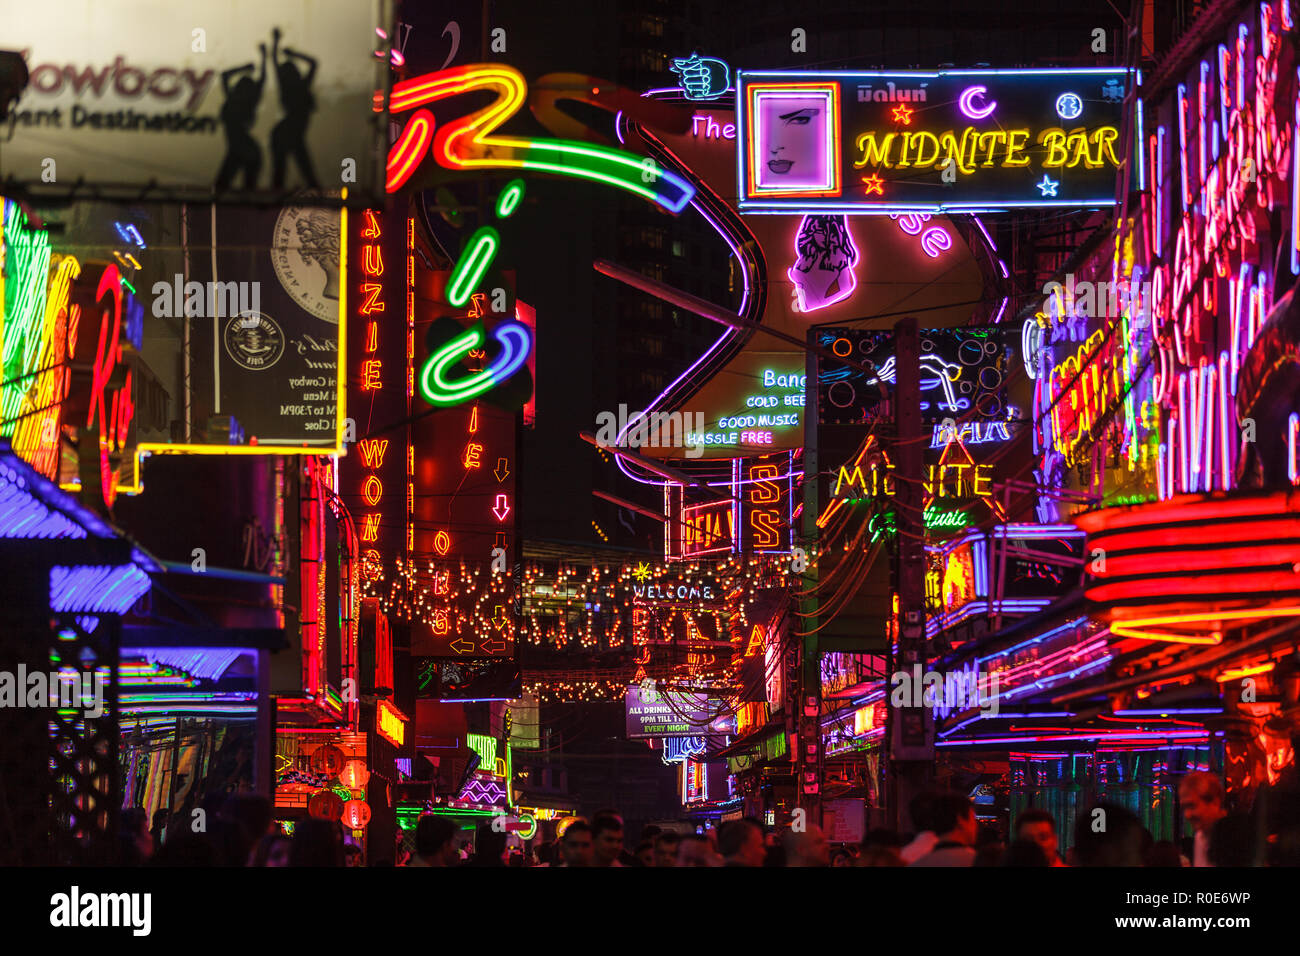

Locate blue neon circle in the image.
[1055,92,1083,120]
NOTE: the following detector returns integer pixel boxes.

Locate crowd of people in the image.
[114,769,1299,866]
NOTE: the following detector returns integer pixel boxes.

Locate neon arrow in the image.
[491,606,507,630]
[449,637,477,654]
[481,637,508,654]
[492,493,511,521]
[494,457,510,482]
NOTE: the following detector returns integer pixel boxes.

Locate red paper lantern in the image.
[308,789,344,821]
[339,759,370,790]
[342,800,372,829]
[311,745,346,776]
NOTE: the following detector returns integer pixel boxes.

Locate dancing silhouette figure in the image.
[215,44,267,190]
[269,27,320,189]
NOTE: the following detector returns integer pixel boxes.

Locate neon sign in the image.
[738,69,1126,212]
[376,699,407,747]
[418,321,532,407]
[384,64,694,212]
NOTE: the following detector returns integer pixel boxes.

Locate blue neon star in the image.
[1036,175,1059,197]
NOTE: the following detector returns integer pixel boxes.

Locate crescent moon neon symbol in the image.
[958,85,996,120]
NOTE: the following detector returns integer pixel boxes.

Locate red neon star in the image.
[860,174,884,196]
[891,103,914,125]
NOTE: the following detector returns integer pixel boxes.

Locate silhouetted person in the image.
[719,819,766,867]
[407,815,458,867]
[1001,839,1050,866]
[1015,808,1065,866]
[1208,814,1255,867]
[1179,771,1228,866]
[654,831,681,867]
[910,792,978,866]
[215,44,266,190]
[289,818,344,866]
[251,833,292,867]
[1143,839,1184,867]
[464,823,507,866]
[900,791,939,863]
[119,808,152,865]
[269,27,320,188]
[1072,802,1145,866]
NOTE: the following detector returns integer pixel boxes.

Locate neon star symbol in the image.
[891,103,914,125]
[632,562,652,583]
[861,174,884,196]
[1036,175,1059,197]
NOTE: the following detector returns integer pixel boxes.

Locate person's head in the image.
[415,815,458,865]
[789,215,859,313]
[782,823,831,867]
[1143,839,1184,867]
[1014,809,1060,863]
[634,840,656,867]
[930,791,977,845]
[654,831,681,867]
[474,823,507,865]
[676,833,722,867]
[559,821,594,867]
[591,815,624,865]
[718,819,766,867]
[640,824,663,843]
[908,791,938,835]
[1179,771,1227,834]
[831,848,852,867]
[289,818,344,867]
[855,845,903,866]
[1072,803,1145,867]
[1001,839,1051,867]
[1208,814,1255,867]
[252,832,292,867]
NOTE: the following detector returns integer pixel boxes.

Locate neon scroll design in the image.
[384,64,694,212]
[788,215,859,312]
[418,320,532,407]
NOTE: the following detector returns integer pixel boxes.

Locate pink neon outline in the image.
[787,215,861,313]
[1289,413,1300,485]
[1218,351,1232,491]
[1294,72,1300,275]
[1218,45,1231,147]
[1198,62,1210,209]
[1177,85,1191,206]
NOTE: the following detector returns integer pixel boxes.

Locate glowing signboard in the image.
[818,326,1013,425]
[737,69,1126,213]
[376,699,408,747]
